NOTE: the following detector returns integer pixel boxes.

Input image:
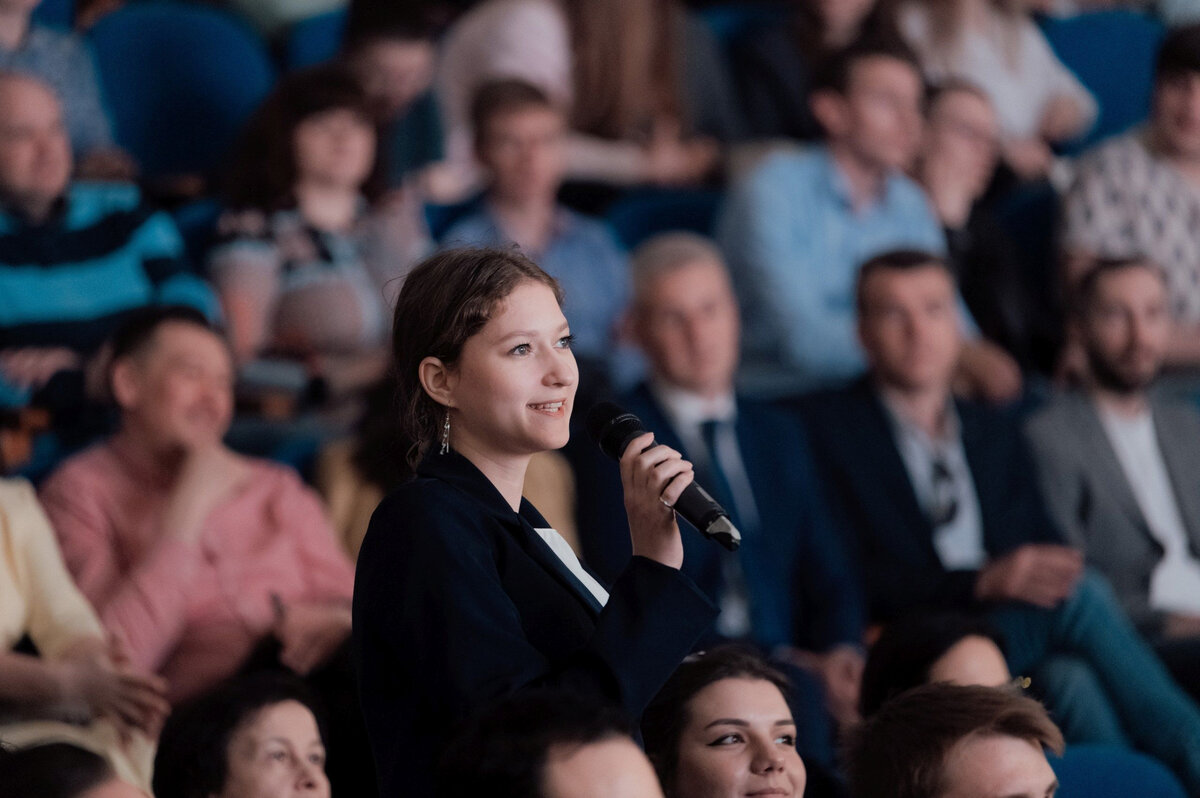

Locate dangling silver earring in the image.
[439,410,451,455]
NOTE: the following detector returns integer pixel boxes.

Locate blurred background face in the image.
[292,107,376,191]
[672,677,807,798]
[117,323,235,453]
[0,77,71,211]
[1080,266,1171,394]
[632,259,741,399]
[80,779,149,798]
[924,89,1000,199]
[1153,71,1200,160]
[833,57,925,173]
[350,38,435,118]
[217,700,329,798]
[939,733,1057,798]
[927,636,1012,688]
[478,106,566,205]
[858,265,962,393]
[542,737,665,798]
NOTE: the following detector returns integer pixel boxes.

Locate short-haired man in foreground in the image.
[846,683,1063,798]
[437,689,663,798]
[798,250,1200,791]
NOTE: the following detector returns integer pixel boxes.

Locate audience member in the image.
[797,249,1200,789]
[858,611,1190,797]
[730,0,899,141]
[570,234,865,778]
[1026,259,1200,699]
[1061,25,1200,371]
[340,13,444,188]
[0,0,133,179]
[642,647,807,798]
[899,0,1096,180]
[38,308,356,704]
[211,64,430,403]
[441,80,633,390]
[433,0,727,200]
[718,39,1019,399]
[353,247,715,797]
[0,73,213,407]
[437,689,662,798]
[0,477,166,787]
[152,673,330,798]
[917,81,1061,373]
[0,742,147,798]
[845,683,1064,798]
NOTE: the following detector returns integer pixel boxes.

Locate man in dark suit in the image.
[797,249,1200,792]
[1026,258,1200,698]
[571,233,865,782]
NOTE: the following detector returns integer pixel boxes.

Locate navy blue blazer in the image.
[570,384,865,652]
[352,450,717,797]
[796,379,1063,623]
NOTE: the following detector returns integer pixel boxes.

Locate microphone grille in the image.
[585,402,646,460]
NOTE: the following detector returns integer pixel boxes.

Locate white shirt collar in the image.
[649,379,737,431]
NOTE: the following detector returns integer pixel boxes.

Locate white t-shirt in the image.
[1099,407,1200,614]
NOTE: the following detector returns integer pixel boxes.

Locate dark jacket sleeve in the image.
[353,488,716,797]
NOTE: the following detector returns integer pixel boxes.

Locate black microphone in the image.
[586,402,741,552]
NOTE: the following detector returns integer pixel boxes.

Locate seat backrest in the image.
[605,188,724,250]
[283,7,347,70]
[87,2,276,177]
[1041,10,1165,153]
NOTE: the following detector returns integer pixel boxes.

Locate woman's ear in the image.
[418,356,456,408]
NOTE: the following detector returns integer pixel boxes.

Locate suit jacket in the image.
[352,449,716,798]
[570,383,865,652]
[797,378,1063,623]
[1025,391,1200,635]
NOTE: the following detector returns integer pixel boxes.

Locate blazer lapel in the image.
[1074,396,1154,535]
[1153,402,1200,554]
[419,450,604,617]
[856,384,942,564]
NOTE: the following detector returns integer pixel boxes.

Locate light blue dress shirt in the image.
[717,146,948,386]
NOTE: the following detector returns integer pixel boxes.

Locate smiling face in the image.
[114,322,235,455]
[216,700,329,798]
[439,280,578,461]
[938,733,1058,798]
[672,678,807,798]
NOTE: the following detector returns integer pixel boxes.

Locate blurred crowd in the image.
[5,0,1200,796]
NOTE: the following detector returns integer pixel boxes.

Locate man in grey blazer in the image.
[1026,257,1200,698]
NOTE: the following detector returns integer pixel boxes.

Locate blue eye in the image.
[510,343,531,356]
[556,334,575,349]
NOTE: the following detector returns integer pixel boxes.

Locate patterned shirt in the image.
[1063,129,1200,323]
